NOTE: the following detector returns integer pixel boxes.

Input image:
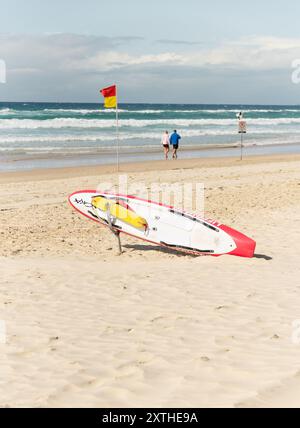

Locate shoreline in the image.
[1,141,300,176]
[1,151,300,184]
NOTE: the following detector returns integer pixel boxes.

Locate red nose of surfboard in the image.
[220,225,256,258]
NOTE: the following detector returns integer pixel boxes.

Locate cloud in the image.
[74,52,185,72]
[195,36,300,70]
[0,33,299,102]
[156,39,203,46]
[114,36,145,43]
[0,33,186,76]
[230,36,300,50]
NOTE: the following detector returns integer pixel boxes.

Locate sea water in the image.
[1,102,300,170]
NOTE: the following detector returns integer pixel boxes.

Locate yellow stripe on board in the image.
[104,96,117,108]
[92,196,148,230]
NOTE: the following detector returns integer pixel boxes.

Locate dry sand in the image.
[0,153,300,408]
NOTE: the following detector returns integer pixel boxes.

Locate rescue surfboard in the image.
[68,190,256,258]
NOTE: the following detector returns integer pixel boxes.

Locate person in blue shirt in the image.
[170,130,181,159]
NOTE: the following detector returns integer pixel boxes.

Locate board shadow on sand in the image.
[254,254,273,260]
[123,246,273,260]
[123,243,199,257]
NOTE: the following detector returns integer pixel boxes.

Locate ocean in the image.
[1,102,300,170]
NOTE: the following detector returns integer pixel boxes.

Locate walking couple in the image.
[161,130,181,160]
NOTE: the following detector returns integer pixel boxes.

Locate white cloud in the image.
[195,36,300,69]
[81,35,300,72]
[0,33,299,102]
[74,51,185,72]
[231,36,300,50]
[2,33,299,75]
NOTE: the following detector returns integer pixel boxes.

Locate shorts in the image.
[172,144,179,150]
[163,144,169,148]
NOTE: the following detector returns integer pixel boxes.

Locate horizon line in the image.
[1,101,300,107]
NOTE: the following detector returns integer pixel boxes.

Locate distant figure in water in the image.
[161,131,170,160]
[236,111,243,120]
[170,130,181,159]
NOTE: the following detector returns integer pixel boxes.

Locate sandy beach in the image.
[1,153,300,408]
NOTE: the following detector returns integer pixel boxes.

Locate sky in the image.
[1,0,300,103]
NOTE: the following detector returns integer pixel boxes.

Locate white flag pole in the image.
[116,85,119,172]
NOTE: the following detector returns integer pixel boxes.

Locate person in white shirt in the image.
[161,131,170,160]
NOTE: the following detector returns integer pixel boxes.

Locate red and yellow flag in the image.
[100,85,117,108]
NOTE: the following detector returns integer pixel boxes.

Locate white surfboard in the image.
[69,191,256,258]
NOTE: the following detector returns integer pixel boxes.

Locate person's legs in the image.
[172,145,178,159]
[164,145,169,160]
